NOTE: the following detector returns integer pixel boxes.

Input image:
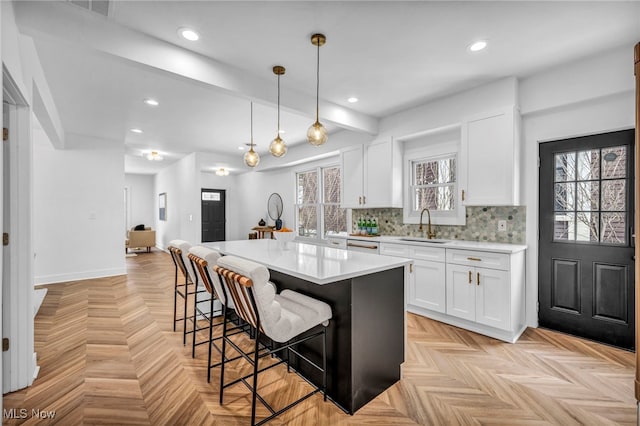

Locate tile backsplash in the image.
[352,206,526,244]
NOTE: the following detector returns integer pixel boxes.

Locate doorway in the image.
[201,189,226,243]
[538,129,635,350]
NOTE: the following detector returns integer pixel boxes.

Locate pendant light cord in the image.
[250,101,254,148]
[315,41,320,122]
[277,74,281,132]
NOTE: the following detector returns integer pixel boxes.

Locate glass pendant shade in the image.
[243,101,260,168]
[270,65,287,157]
[269,135,287,157]
[307,120,328,146]
[308,33,327,147]
[244,147,260,167]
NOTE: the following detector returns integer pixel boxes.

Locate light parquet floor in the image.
[3,250,636,425]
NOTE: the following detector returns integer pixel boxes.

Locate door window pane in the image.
[554,213,575,241]
[555,152,575,182]
[601,213,626,244]
[602,146,627,179]
[576,212,599,242]
[576,150,600,180]
[554,183,575,211]
[601,180,626,211]
[576,181,599,211]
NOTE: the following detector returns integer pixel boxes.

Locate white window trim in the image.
[403,145,466,226]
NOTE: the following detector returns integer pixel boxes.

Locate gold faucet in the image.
[419,208,437,239]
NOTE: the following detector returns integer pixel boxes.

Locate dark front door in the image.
[539,129,635,350]
[201,189,225,243]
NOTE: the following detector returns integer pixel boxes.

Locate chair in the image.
[167,240,211,349]
[214,255,332,426]
[187,246,246,382]
[126,227,156,253]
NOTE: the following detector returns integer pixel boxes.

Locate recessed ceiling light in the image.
[469,40,487,52]
[179,27,199,41]
[144,98,159,106]
[130,128,143,134]
[347,97,358,103]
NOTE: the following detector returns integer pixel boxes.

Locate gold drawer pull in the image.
[467,257,482,262]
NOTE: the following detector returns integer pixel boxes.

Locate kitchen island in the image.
[204,239,411,414]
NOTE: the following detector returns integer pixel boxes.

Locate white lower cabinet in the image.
[380,242,526,343]
[446,263,510,330]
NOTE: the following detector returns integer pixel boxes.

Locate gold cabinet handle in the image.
[363,195,366,204]
[468,270,472,284]
[467,257,482,262]
[410,264,413,273]
[477,272,480,286]
[462,189,465,201]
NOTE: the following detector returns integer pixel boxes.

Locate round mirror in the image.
[267,193,283,220]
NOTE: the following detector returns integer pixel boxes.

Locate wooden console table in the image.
[251,226,275,239]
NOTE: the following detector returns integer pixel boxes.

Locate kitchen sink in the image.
[399,237,451,244]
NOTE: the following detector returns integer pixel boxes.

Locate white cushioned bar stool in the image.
[214,255,332,426]
[167,240,212,352]
[187,246,253,382]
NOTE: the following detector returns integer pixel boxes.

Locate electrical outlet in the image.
[498,220,507,232]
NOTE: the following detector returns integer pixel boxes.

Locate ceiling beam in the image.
[14,1,379,135]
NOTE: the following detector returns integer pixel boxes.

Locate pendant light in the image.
[269,65,287,157]
[307,33,328,146]
[244,102,260,168]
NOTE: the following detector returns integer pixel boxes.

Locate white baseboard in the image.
[34,267,127,285]
[33,288,48,317]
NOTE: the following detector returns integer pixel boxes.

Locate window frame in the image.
[294,162,349,241]
[403,138,465,226]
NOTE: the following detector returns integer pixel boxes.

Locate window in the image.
[296,165,347,239]
[553,146,629,244]
[410,156,456,212]
[402,127,465,226]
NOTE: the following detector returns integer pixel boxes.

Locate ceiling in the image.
[13,1,640,174]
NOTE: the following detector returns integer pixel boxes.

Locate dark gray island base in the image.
[269,266,405,414]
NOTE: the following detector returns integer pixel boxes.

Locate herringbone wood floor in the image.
[3,250,636,425]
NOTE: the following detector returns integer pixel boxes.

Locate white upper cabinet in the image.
[341,140,402,208]
[461,106,521,205]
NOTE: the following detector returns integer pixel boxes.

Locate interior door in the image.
[201,189,225,243]
[539,129,635,350]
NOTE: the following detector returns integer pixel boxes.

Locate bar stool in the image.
[187,246,254,382]
[167,240,211,350]
[167,240,196,344]
[214,255,332,426]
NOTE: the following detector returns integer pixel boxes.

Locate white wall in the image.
[33,131,126,284]
[154,153,199,249]
[124,173,154,231]
[520,44,636,327]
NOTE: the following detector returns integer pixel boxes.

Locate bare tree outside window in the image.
[296,166,346,238]
[553,146,627,244]
[411,156,456,212]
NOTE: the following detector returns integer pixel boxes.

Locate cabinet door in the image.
[463,107,517,205]
[340,145,364,208]
[364,140,402,207]
[410,260,446,313]
[475,268,511,330]
[446,264,476,321]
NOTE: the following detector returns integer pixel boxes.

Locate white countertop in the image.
[204,239,412,285]
[326,233,526,254]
